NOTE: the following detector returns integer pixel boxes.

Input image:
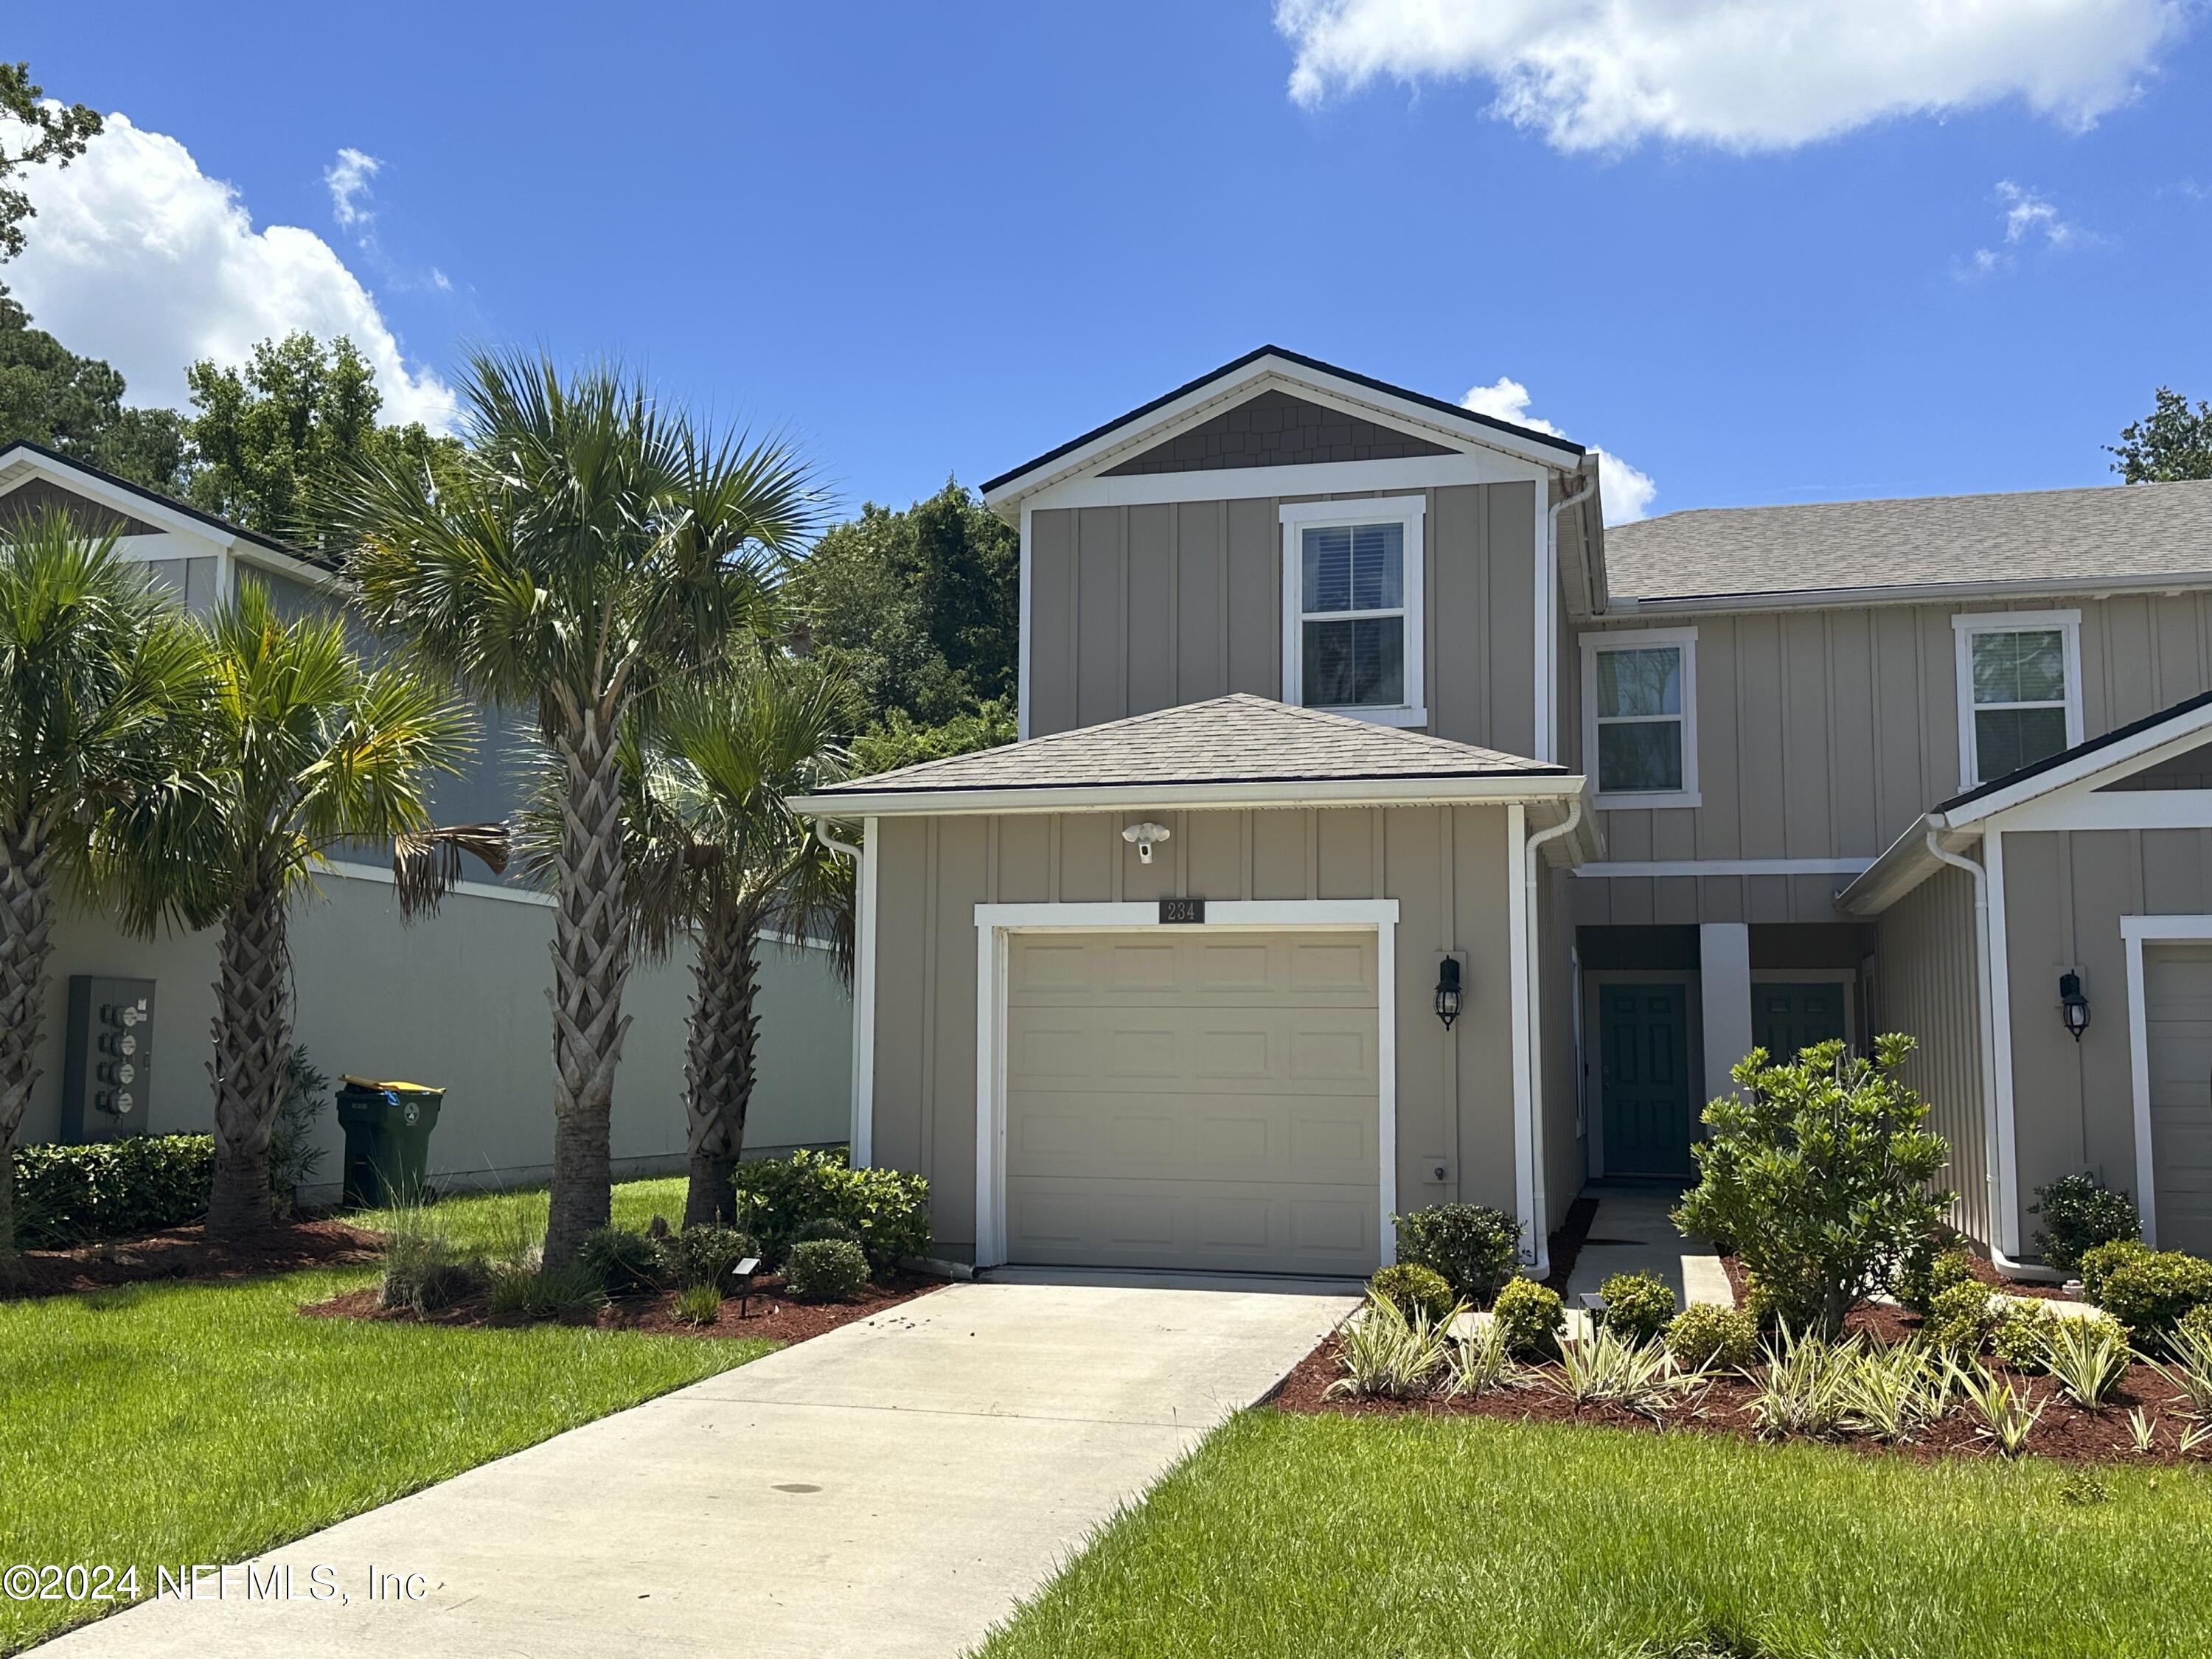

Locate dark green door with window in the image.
[1756,981,1848,1060]
[1598,984,1694,1178]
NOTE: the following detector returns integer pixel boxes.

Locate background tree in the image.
[1,60,101,264]
[0,293,188,490]
[631,666,855,1225]
[0,510,208,1267]
[790,479,1017,731]
[185,333,462,553]
[99,580,482,1235]
[2110,388,2212,484]
[846,698,1017,776]
[327,350,821,1266]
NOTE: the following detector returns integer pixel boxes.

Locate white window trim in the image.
[1952,610,2084,793]
[2118,914,2212,1248]
[1279,495,1427,729]
[970,900,1399,1270]
[1579,627,1700,809]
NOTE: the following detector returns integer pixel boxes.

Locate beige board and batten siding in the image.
[1571,591,2212,928]
[1026,481,1540,752]
[1999,827,2212,1243]
[1873,861,1991,1244]
[865,804,1523,1264]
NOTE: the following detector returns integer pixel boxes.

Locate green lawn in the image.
[978,1409,2212,1659]
[0,1177,765,1655]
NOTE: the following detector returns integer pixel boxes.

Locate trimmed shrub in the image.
[791,1215,860,1247]
[1599,1271,1677,1345]
[1989,1302,2056,1372]
[2081,1238,2154,1304]
[731,1150,930,1271]
[11,1134,215,1248]
[1665,1303,1761,1371]
[1896,1239,1975,1318]
[674,1282,723,1326]
[2175,1301,2212,1356]
[782,1237,869,1303]
[1368,1263,1457,1326]
[665,1224,759,1292]
[2096,1250,2212,1343]
[1491,1276,1564,1359]
[1922,1279,2001,1355]
[1674,1034,1952,1335]
[580,1225,667,1297]
[2031,1175,2141,1275]
[1392,1204,1521,1305]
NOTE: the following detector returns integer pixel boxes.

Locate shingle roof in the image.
[810,695,1567,798]
[0,439,335,571]
[1604,480,2212,603]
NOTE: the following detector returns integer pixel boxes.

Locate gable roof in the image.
[0,439,335,572]
[1604,480,2212,608]
[980,346,1585,508]
[793,694,1587,820]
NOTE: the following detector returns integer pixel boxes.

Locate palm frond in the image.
[392,821,512,918]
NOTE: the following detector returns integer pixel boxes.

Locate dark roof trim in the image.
[810,760,1575,798]
[0,439,335,571]
[1940,684,2212,813]
[980,345,1585,495]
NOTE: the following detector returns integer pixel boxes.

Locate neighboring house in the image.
[0,441,852,1194]
[794,345,2212,1279]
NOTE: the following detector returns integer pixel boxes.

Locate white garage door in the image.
[1003,930,1381,1276]
[2144,943,2212,1256]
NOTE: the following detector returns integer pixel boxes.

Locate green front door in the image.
[1599,984,1694,1178]
[1756,981,1848,1060]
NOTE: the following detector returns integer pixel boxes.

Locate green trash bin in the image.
[335,1076,446,1208]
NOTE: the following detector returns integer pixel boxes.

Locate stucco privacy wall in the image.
[28,874,852,1187]
[1999,827,2212,1226]
[867,805,1523,1262]
[1874,861,1991,1244]
[1026,482,1540,754]
[1571,590,2212,928]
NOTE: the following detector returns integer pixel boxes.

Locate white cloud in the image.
[1461,376,1656,524]
[1276,0,2188,151]
[324,147,381,232]
[3,112,456,429]
[1960,179,2085,278]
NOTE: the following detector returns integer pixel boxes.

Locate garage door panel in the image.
[1005,928,1380,1275]
[2143,946,2212,1258]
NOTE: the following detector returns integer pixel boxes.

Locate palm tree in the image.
[0,509,210,1266]
[630,667,855,1226]
[324,352,820,1264]
[100,579,485,1237]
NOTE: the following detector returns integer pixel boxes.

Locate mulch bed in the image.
[1273,1326,2208,1467]
[301,1270,945,1345]
[2,1218,387,1300]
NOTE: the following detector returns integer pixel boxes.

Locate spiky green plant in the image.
[1549,1326,1688,1420]
[1326,1291,1450,1401]
[2040,1314,2132,1409]
[1953,1360,2045,1455]
[1747,1327,1860,1439]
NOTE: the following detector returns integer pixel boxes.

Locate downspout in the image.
[813,817,861,863]
[1923,828,2060,1281]
[1542,469,1600,762]
[1520,795,1585,1276]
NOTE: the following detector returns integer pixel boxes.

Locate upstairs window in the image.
[1581,628,1700,807]
[1280,496,1426,727]
[1954,611,2083,788]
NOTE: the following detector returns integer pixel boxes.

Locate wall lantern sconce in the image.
[2059,971,2090,1042]
[1435,956,1464,1029]
[1121,821,1172,865]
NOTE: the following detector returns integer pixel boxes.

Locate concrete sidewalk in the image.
[1565,1186,1735,1310]
[38,1279,1352,1659]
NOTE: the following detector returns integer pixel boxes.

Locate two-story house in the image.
[795,347,2212,1281]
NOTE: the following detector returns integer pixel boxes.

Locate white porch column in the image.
[1700,922,1753,1105]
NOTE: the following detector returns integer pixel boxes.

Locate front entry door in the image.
[1755,981,1848,1060]
[1599,984,1694,1178]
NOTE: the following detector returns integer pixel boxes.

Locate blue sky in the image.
[10,1,2212,524]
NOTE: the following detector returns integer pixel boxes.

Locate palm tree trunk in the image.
[0,820,55,1268]
[546,706,633,1267]
[682,902,760,1228]
[206,860,291,1238]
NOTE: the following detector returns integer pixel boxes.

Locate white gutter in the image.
[1921,830,2058,1281]
[1609,566,2212,619]
[1516,795,1585,1276]
[792,772,1586,819]
[1540,468,1599,762]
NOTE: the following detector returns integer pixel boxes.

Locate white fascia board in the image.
[1941,700,2212,827]
[1604,568,2212,619]
[793,772,1587,820]
[1,451,236,552]
[1022,449,1542,514]
[986,359,1573,516]
[234,540,349,592]
[1832,816,1960,917]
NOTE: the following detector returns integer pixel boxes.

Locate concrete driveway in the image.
[38,1277,1353,1659]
